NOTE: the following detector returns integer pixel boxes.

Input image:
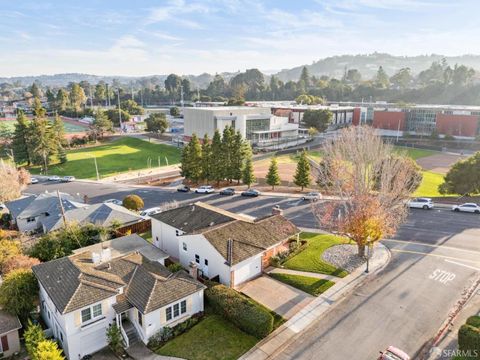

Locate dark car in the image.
[241,189,260,197]
[220,188,235,196]
[177,185,190,192]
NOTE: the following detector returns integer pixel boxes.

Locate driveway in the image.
[238,275,314,319]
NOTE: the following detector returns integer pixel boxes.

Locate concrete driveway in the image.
[238,275,314,319]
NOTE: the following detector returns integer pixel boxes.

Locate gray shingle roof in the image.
[0,310,22,335]
[32,235,204,315]
[5,195,37,219]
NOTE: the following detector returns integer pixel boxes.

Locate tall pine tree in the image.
[242,143,255,188]
[52,115,67,163]
[232,130,245,184]
[30,99,57,173]
[182,134,203,183]
[222,126,235,182]
[293,150,311,191]
[12,110,32,165]
[201,134,212,181]
[210,129,224,185]
[266,157,281,190]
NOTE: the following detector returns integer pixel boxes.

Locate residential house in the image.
[0,310,22,358]
[151,202,300,287]
[32,234,205,360]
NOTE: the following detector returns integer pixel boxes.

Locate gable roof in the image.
[150,202,248,233]
[32,234,204,315]
[0,310,22,335]
[201,215,300,265]
[43,203,143,232]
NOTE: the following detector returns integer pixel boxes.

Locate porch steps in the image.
[123,321,139,346]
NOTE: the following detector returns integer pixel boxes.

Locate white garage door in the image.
[234,256,262,286]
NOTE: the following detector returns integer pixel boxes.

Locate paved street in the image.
[27,180,480,359]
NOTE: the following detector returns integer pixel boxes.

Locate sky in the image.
[1,0,480,77]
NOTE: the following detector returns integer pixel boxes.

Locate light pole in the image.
[365,240,372,273]
[117,89,123,131]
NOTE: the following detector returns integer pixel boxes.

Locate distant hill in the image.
[273,53,480,82]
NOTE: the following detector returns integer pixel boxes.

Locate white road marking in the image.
[390,249,480,264]
[385,239,480,255]
[444,259,480,272]
[429,269,456,285]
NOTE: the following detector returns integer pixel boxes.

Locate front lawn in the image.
[393,146,437,160]
[282,233,349,278]
[414,170,454,197]
[156,314,258,360]
[29,137,181,179]
[269,273,335,296]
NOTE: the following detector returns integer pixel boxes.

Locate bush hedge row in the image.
[205,284,274,338]
[458,324,480,353]
[466,316,480,329]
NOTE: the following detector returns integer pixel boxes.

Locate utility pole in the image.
[117,89,123,131]
[180,85,184,109]
[90,85,94,108]
[57,190,67,227]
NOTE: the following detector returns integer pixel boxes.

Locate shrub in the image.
[444,134,455,141]
[205,284,274,338]
[0,239,22,272]
[106,324,123,355]
[25,320,45,357]
[0,269,38,320]
[3,254,40,274]
[35,339,65,360]
[147,314,203,350]
[123,194,144,211]
[466,316,480,329]
[167,263,184,273]
[458,324,480,352]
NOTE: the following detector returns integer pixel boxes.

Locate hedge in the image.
[458,324,480,352]
[205,284,274,338]
[466,316,480,329]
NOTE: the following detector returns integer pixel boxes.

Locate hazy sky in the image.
[1,0,479,77]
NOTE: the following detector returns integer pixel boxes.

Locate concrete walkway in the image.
[127,341,184,360]
[239,242,391,360]
[267,267,340,282]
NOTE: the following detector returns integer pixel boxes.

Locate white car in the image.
[408,197,434,210]
[301,192,321,201]
[61,176,76,182]
[452,203,480,213]
[30,178,39,184]
[195,185,214,194]
[103,199,123,206]
[140,207,162,218]
[48,175,60,181]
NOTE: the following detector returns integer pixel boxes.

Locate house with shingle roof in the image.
[32,234,205,360]
[0,310,22,358]
[151,202,300,287]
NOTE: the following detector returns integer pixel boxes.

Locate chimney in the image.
[226,239,233,266]
[189,261,198,279]
[272,205,283,216]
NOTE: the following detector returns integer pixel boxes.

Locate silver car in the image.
[301,192,321,201]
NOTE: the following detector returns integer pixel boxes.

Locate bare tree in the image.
[315,126,422,256]
[0,161,29,203]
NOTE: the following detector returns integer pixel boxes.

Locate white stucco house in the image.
[32,234,205,360]
[0,310,22,358]
[151,202,300,287]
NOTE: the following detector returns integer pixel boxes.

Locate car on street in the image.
[30,177,39,184]
[241,189,260,197]
[140,207,162,218]
[301,192,321,201]
[408,197,434,209]
[378,346,410,360]
[48,175,60,181]
[452,203,480,213]
[177,185,191,192]
[195,185,214,194]
[103,199,123,206]
[61,176,76,182]
[220,188,235,196]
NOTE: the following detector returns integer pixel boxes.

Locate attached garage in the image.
[233,255,262,287]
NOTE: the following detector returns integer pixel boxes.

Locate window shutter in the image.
[1,335,9,352]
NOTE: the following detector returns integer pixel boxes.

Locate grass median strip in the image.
[269,273,335,296]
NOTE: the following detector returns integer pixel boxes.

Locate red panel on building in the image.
[352,108,361,126]
[372,111,406,131]
[436,113,479,137]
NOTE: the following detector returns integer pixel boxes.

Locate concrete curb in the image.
[239,243,391,360]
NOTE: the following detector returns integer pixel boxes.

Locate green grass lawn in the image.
[393,146,437,160]
[138,230,152,243]
[414,170,453,197]
[1,119,87,133]
[29,137,181,179]
[282,233,350,278]
[156,314,258,360]
[269,273,335,296]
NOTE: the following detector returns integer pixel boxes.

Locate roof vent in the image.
[226,239,233,266]
[191,206,195,212]
[101,248,112,263]
[92,252,101,264]
[209,221,215,227]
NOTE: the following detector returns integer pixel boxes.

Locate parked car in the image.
[61,176,76,182]
[378,346,410,360]
[241,189,260,197]
[103,199,123,206]
[177,185,191,193]
[301,192,321,201]
[30,177,39,184]
[408,197,434,210]
[220,188,235,196]
[47,175,60,181]
[452,203,480,213]
[195,185,214,194]
[140,207,162,218]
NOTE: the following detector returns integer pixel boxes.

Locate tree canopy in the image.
[439,152,480,195]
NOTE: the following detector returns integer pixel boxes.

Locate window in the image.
[183,242,187,251]
[166,307,172,321]
[195,254,200,263]
[138,310,143,327]
[173,303,179,317]
[204,259,208,266]
[165,300,187,322]
[92,303,102,317]
[26,217,36,223]
[181,300,186,314]
[81,308,91,323]
[80,303,103,324]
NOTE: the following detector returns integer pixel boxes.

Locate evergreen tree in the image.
[181,134,203,183]
[266,157,281,190]
[232,130,245,184]
[375,66,390,89]
[222,126,235,182]
[201,134,212,181]
[12,110,32,165]
[52,115,67,164]
[210,129,224,185]
[30,101,57,173]
[91,110,113,140]
[180,142,191,180]
[56,89,69,112]
[242,143,255,188]
[293,150,311,191]
[69,83,87,114]
[300,66,311,87]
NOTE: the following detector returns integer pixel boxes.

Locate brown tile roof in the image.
[0,310,22,335]
[32,236,205,315]
[201,215,300,265]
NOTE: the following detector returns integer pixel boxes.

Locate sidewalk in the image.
[240,242,391,360]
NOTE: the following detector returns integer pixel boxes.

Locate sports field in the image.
[1,119,87,133]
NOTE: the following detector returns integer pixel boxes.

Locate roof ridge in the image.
[231,238,267,250]
[61,281,83,315]
[195,202,254,222]
[79,277,119,293]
